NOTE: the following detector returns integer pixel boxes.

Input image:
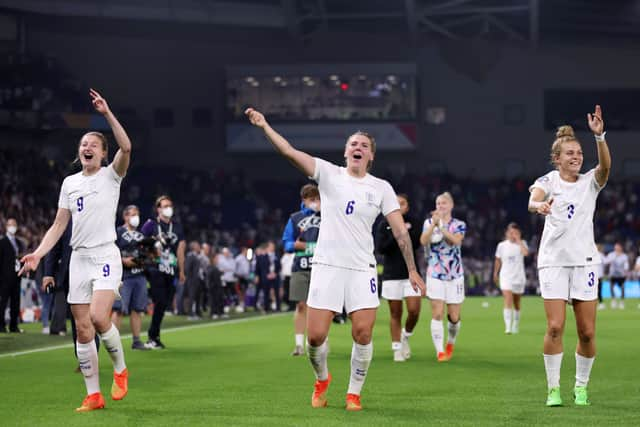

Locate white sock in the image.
[513,310,520,329]
[76,340,101,395]
[447,320,461,344]
[100,324,126,373]
[503,308,512,331]
[430,319,444,354]
[295,333,304,348]
[391,341,402,351]
[307,339,329,381]
[348,342,373,396]
[543,352,563,389]
[402,327,413,338]
[575,353,595,387]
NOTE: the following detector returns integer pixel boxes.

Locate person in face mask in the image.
[281,184,321,356]
[111,205,149,350]
[140,195,186,349]
[0,217,25,333]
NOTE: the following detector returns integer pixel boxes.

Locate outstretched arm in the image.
[588,105,611,187]
[19,208,71,275]
[90,88,132,177]
[387,210,426,294]
[245,108,315,177]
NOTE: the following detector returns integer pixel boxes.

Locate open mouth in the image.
[353,153,362,160]
[83,153,94,161]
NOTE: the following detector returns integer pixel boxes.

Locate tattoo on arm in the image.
[394,229,417,272]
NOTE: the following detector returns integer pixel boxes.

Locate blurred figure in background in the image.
[184,241,202,320]
[254,241,281,313]
[206,250,224,319]
[217,247,236,313]
[493,222,529,335]
[0,217,25,333]
[234,246,250,312]
[604,242,629,309]
[282,183,321,355]
[111,205,149,350]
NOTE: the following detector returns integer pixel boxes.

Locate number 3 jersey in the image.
[311,157,400,271]
[530,168,604,268]
[58,165,122,250]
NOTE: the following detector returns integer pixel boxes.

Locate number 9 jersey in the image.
[58,164,123,250]
[310,158,400,271]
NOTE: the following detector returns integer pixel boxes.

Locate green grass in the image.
[1,297,638,426]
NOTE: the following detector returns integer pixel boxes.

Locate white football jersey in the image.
[530,168,603,268]
[604,251,629,277]
[58,165,123,250]
[312,158,400,271]
[495,240,527,284]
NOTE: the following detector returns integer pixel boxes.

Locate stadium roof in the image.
[2,0,640,46]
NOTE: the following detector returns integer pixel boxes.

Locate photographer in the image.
[111,205,149,350]
[141,195,185,349]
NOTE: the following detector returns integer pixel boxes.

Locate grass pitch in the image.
[1,297,638,426]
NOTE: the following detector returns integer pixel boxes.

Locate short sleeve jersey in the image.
[58,165,122,250]
[311,158,400,271]
[495,240,527,285]
[422,217,466,280]
[529,169,603,268]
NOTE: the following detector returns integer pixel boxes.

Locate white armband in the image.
[595,131,606,143]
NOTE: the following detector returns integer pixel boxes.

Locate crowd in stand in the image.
[2,145,640,329]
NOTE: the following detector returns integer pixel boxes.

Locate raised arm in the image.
[588,105,611,187]
[245,108,315,177]
[90,88,132,177]
[386,210,426,294]
[19,208,71,275]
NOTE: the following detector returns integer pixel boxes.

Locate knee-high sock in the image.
[575,353,595,387]
[100,324,126,373]
[348,342,373,396]
[543,352,563,389]
[307,338,329,381]
[503,308,512,331]
[447,320,461,344]
[77,340,100,395]
[430,319,444,354]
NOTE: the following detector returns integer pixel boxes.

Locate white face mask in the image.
[161,207,174,219]
[308,202,319,212]
[129,215,140,228]
[7,225,17,235]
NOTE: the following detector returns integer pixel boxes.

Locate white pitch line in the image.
[0,313,288,359]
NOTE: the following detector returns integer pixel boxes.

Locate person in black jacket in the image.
[254,241,281,313]
[0,218,25,333]
[206,251,224,319]
[42,220,72,336]
[375,194,422,362]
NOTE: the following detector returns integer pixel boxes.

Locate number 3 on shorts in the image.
[370,277,377,294]
[103,264,110,277]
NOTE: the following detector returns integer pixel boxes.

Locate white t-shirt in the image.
[58,165,123,250]
[495,240,527,285]
[530,169,603,268]
[312,158,399,271]
[604,251,629,277]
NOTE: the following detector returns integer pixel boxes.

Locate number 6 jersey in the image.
[529,168,604,268]
[58,164,122,250]
[311,157,399,271]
